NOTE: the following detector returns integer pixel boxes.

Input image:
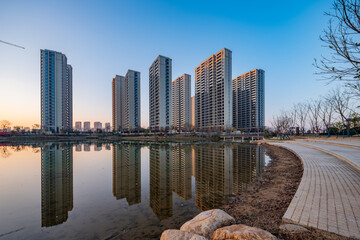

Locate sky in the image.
[0,0,335,128]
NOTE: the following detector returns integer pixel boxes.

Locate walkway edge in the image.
[264,142,305,225]
[295,139,360,150]
[287,141,360,173]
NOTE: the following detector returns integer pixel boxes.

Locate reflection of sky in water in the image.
[0,143,269,240]
[265,154,271,166]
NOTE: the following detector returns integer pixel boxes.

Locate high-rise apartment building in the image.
[64,65,73,130]
[75,121,82,131]
[149,55,172,130]
[112,75,124,131]
[112,70,141,131]
[123,70,141,130]
[232,69,265,132]
[191,96,195,127]
[41,49,73,132]
[171,74,191,129]
[195,48,232,130]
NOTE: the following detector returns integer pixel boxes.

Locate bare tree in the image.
[308,99,323,134]
[293,103,309,135]
[0,120,11,130]
[319,98,335,132]
[281,111,293,134]
[289,106,298,130]
[271,115,282,134]
[326,88,352,125]
[314,0,360,97]
[271,111,293,135]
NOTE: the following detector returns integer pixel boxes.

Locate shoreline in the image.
[0,134,223,144]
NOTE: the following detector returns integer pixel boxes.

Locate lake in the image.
[0,142,269,239]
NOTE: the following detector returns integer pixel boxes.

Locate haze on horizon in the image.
[0,0,334,128]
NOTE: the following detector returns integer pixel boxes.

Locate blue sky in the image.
[0,0,334,128]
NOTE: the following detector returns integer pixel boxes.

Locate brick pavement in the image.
[296,139,360,148]
[273,142,360,239]
[293,141,360,170]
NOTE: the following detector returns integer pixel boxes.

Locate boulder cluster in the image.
[160,209,277,240]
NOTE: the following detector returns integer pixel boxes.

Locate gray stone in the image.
[160,229,207,240]
[211,224,277,240]
[180,209,235,238]
[279,224,309,234]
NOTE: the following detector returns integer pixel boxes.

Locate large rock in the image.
[180,209,235,238]
[160,229,207,240]
[211,224,277,240]
[279,224,309,234]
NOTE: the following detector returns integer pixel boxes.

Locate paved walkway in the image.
[272,142,360,239]
[296,139,360,148]
[293,141,360,170]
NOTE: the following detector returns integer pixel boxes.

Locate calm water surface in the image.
[0,142,269,240]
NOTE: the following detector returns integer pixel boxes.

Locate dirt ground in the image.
[221,143,355,240]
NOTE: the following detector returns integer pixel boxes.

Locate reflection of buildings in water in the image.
[83,144,90,151]
[41,144,73,227]
[112,144,141,205]
[149,145,173,220]
[195,144,265,211]
[191,146,195,177]
[232,145,265,194]
[172,144,192,200]
[94,144,102,151]
[105,144,111,150]
[195,145,233,211]
[75,144,82,152]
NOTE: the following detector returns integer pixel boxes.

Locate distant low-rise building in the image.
[105,122,111,132]
[83,122,91,132]
[75,121,82,131]
[94,122,102,131]
[13,126,23,132]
